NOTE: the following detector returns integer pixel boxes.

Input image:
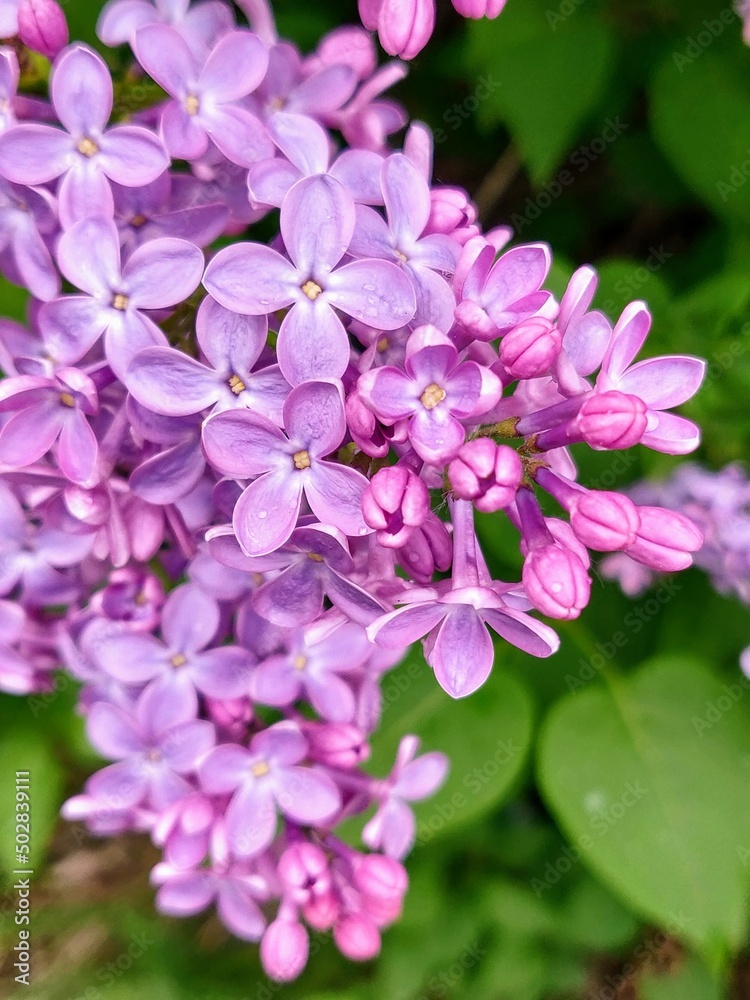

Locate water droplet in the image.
[258,510,268,519]
[358,527,368,535]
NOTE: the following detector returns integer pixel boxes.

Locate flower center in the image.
[307,553,324,562]
[228,374,246,395]
[377,337,389,352]
[59,392,75,408]
[170,653,187,668]
[113,293,129,311]
[293,450,311,470]
[420,383,447,410]
[395,249,408,263]
[146,750,162,763]
[293,655,307,671]
[131,213,147,228]
[301,280,323,301]
[251,761,270,777]
[185,94,200,116]
[77,137,99,157]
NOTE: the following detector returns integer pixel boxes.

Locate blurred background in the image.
[2,0,750,996]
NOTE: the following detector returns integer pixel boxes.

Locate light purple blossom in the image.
[0,44,168,227]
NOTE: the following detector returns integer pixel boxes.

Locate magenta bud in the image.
[353,855,408,924]
[334,912,382,961]
[626,506,703,572]
[569,491,640,551]
[448,439,522,512]
[397,512,452,583]
[451,0,507,17]
[362,466,430,548]
[304,890,340,930]
[425,187,478,241]
[278,843,330,902]
[522,543,591,620]
[17,0,68,60]
[377,0,435,60]
[260,919,309,982]
[453,297,499,342]
[304,722,371,768]
[576,391,648,450]
[499,317,561,379]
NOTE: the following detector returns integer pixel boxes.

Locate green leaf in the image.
[651,48,750,225]
[368,649,534,846]
[465,0,616,182]
[0,727,65,879]
[557,875,639,952]
[538,657,750,966]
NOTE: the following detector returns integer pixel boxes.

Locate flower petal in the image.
[233,470,303,557]
[280,173,354,275]
[203,242,298,315]
[325,258,416,329]
[52,45,113,136]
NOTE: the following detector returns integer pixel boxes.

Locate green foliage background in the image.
[2,0,750,996]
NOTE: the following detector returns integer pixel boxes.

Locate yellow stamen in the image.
[420,383,447,410]
[171,653,187,668]
[251,761,270,777]
[131,213,147,228]
[228,374,246,395]
[395,249,408,263]
[301,279,323,301]
[77,137,99,157]
[185,95,200,115]
[293,655,307,671]
[377,337,389,352]
[59,392,75,408]
[293,450,311,470]
[307,553,324,563]
[113,293,129,311]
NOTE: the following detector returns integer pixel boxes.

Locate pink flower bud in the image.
[397,512,452,583]
[569,491,640,551]
[278,843,330,902]
[353,854,408,924]
[451,0,507,18]
[425,187,479,242]
[449,440,522,512]
[362,466,430,548]
[304,890,340,930]
[17,0,68,60]
[334,912,382,961]
[522,543,591,619]
[499,317,561,379]
[313,26,377,79]
[304,722,371,768]
[576,391,648,450]
[626,506,703,572]
[453,297,499,341]
[377,0,435,60]
[260,919,309,982]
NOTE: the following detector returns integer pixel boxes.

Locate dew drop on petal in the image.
[258,510,268,519]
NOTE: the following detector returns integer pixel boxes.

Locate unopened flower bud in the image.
[18,0,68,60]
[451,0,507,17]
[362,466,430,548]
[334,912,381,960]
[376,0,435,60]
[278,843,330,902]
[304,890,340,930]
[569,491,640,551]
[576,391,648,450]
[425,187,478,242]
[260,918,309,982]
[500,317,561,379]
[626,506,703,572]
[449,439,522,512]
[305,722,371,768]
[522,543,591,619]
[353,854,408,924]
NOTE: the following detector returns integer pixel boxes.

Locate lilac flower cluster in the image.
[357,0,507,60]
[0,0,706,980]
[601,464,750,668]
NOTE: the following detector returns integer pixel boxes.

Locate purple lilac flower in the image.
[0,44,168,227]
[203,173,416,385]
[202,380,372,554]
[0,179,60,301]
[97,0,234,55]
[40,215,203,377]
[199,720,341,857]
[133,25,273,167]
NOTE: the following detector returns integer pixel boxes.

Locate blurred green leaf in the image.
[651,49,750,225]
[640,954,723,1000]
[556,875,639,952]
[538,657,750,967]
[465,0,616,183]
